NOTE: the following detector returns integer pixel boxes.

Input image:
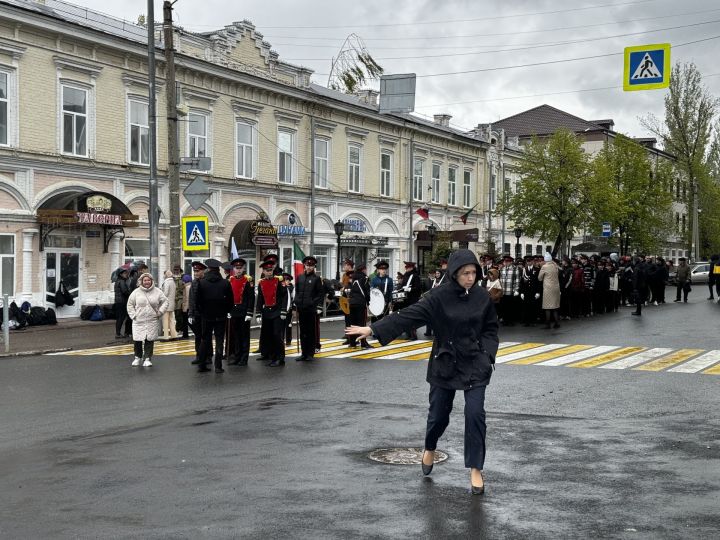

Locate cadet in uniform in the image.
[369,260,393,322]
[399,261,421,340]
[256,260,288,367]
[227,257,254,366]
[347,262,371,348]
[195,258,233,373]
[293,255,325,361]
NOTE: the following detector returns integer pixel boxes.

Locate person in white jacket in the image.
[160,270,178,340]
[127,273,169,367]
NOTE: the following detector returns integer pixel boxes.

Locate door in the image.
[45,249,81,317]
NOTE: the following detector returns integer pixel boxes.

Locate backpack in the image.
[80,305,95,320]
[27,306,49,326]
[9,302,27,328]
[89,305,105,321]
[45,308,57,325]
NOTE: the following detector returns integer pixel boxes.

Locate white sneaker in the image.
[142,358,153,367]
[132,357,142,366]
[653,301,658,306]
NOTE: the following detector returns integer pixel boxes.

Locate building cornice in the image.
[53,55,103,79]
[0,40,26,60]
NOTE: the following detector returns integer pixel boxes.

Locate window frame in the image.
[0,67,16,148]
[412,158,424,202]
[380,150,393,198]
[60,83,89,158]
[463,169,472,208]
[278,127,296,184]
[447,166,458,207]
[314,137,330,189]
[431,162,441,204]
[187,111,211,171]
[235,119,257,179]
[347,143,362,193]
[127,97,150,166]
[0,233,15,297]
[489,164,497,211]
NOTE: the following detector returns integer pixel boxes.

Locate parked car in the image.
[668,262,711,285]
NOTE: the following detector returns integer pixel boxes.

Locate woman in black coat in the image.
[347,249,499,495]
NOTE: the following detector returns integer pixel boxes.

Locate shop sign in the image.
[251,219,278,247]
[342,218,367,233]
[86,195,112,213]
[77,212,122,226]
[277,225,306,237]
[341,235,389,246]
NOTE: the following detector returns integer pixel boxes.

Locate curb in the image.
[0,347,72,358]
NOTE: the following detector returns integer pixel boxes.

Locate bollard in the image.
[3,294,9,353]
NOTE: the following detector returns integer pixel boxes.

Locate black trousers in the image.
[425,384,487,470]
[199,318,225,369]
[175,309,188,337]
[114,301,127,336]
[676,283,689,302]
[133,339,154,359]
[189,316,211,362]
[228,316,250,362]
[260,316,285,361]
[298,307,318,358]
[348,304,368,346]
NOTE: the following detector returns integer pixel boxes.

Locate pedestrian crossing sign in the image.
[181,216,209,251]
[623,43,670,91]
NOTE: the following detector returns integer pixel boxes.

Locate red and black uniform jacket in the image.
[257,276,287,320]
[229,274,255,317]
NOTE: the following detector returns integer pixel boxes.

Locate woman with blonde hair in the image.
[127,273,169,367]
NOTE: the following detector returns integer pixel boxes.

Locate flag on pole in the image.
[459,204,478,225]
[415,204,429,220]
[230,236,239,261]
[293,240,306,280]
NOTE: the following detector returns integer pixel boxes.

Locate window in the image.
[236,121,256,178]
[128,99,149,165]
[503,243,511,255]
[188,113,208,160]
[278,129,295,184]
[525,244,532,256]
[380,151,392,197]
[546,245,552,254]
[448,167,457,206]
[348,144,361,192]
[431,163,441,203]
[0,72,7,146]
[314,246,330,279]
[0,235,14,296]
[536,245,543,256]
[489,165,497,211]
[675,213,680,234]
[315,138,329,188]
[463,170,472,208]
[124,239,149,265]
[62,85,88,156]
[682,214,686,234]
[376,248,393,276]
[413,158,424,201]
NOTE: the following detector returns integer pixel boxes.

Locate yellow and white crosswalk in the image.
[50,338,720,375]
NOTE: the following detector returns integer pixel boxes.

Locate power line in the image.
[284,19,720,62]
[253,0,659,29]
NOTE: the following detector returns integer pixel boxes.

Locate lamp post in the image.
[334,219,345,280]
[427,223,437,271]
[514,227,523,260]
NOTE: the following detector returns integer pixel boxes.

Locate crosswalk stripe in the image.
[499,342,521,349]
[537,345,619,366]
[382,346,434,360]
[314,339,416,358]
[403,351,433,361]
[507,344,593,365]
[599,348,674,370]
[633,349,703,372]
[702,361,720,375]
[567,346,645,368]
[496,343,569,364]
[340,341,432,359]
[495,342,546,359]
[668,350,720,373]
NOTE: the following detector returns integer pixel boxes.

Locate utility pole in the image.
[147,0,159,282]
[310,116,316,253]
[164,1,182,270]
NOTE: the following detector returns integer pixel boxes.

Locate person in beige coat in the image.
[160,270,178,340]
[127,273,169,367]
[538,253,561,329]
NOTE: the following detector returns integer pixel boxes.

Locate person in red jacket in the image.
[227,257,254,366]
[256,260,288,367]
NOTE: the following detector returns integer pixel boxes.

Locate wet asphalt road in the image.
[1,296,719,539]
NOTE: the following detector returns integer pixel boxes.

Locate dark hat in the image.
[260,261,275,270]
[221,261,232,272]
[342,258,355,267]
[403,261,416,268]
[503,255,514,261]
[231,257,246,266]
[303,255,317,265]
[116,266,128,275]
[356,262,367,272]
[172,264,183,273]
[375,260,389,270]
[191,261,207,270]
[678,256,686,261]
[263,253,279,263]
[204,258,221,268]
[282,272,293,281]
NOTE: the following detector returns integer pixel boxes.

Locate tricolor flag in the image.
[230,237,239,261]
[415,204,429,220]
[293,240,306,280]
[459,204,478,225]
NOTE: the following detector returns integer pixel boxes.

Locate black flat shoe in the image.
[191,358,202,365]
[215,367,225,373]
[197,366,211,373]
[421,450,434,476]
[295,355,306,362]
[471,484,485,495]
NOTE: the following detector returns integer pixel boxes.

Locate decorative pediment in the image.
[182,87,219,106]
[346,127,369,141]
[0,41,26,61]
[378,134,399,146]
[53,56,103,79]
[231,99,263,117]
[121,73,165,90]
[274,110,303,126]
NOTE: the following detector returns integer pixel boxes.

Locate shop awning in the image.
[228,219,279,251]
[415,228,479,242]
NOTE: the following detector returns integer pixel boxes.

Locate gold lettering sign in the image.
[76,212,122,226]
[250,220,277,237]
[86,195,112,213]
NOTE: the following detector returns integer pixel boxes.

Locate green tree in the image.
[642,62,719,259]
[592,135,673,255]
[498,130,596,257]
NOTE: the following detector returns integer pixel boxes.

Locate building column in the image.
[22,229,39,302]
[109,235,123,272]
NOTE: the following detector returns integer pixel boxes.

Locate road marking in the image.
[382,346,434,360]
[633,349,703,371]
[599,348,674,370]
[567,347,645,368]
[507,344,594,365]
[343,341,429,359]
[495,342,546,360]
[702,361,720,375]
[537,345,619,366]
[495,343,569,364]
[668,350,720,373]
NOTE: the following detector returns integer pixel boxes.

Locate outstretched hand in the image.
[345,325,372,339]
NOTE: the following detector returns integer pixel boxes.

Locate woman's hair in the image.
[164,270,173,278]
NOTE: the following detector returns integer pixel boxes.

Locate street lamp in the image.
[514,227,523,259]
[334,219,345,280]
[427,223,437,269]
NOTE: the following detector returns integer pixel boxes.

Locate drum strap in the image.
[354,279,366,298]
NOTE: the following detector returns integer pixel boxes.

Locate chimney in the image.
[433,114,452,127]
[355,89,379,107]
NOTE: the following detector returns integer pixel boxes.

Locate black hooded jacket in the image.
[196,269,233,321]
[370,249,499,390]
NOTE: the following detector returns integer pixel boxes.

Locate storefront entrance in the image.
[44,236,81,318]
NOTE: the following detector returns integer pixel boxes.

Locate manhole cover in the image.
[367,447,448,465]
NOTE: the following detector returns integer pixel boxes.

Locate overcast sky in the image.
[64,0,719,138]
